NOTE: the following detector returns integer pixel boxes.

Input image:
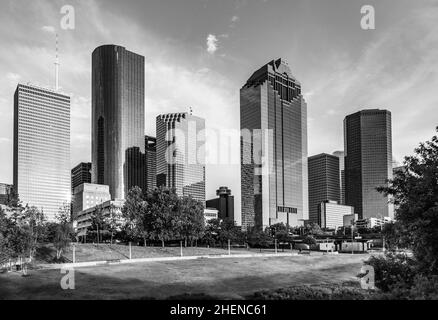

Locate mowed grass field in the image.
[33,243,294,264]
[0,254,369,300]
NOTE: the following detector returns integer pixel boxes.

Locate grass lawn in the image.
[33,243,294,264]
[0,254,370,300]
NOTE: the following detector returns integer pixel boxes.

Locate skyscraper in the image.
[13,83,70,220]
[308,153,340,225]
[71,162,92,192]
[91,45,146,199]
[332,151,345,204]
[145,135,157,191]
[344,109,394,219]
[156,113,206,203]
[240,59,308,230]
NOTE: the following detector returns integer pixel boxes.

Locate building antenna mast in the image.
[55,33,59,91]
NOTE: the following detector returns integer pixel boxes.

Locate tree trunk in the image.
[185,238,187,248]
[144,237,147,247]
[161,239,165,248]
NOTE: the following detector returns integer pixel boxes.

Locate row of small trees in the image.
[0,197,74,269]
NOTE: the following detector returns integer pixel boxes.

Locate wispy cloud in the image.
[206,34,219,54]
[41,25,56,34]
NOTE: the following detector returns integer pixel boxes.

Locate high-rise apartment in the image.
[145,135,157,192]
[332,151,345,205]
[71,162,92,192]
[308,153,340,225]
[344,109,394,219]
[13,83,70,220]
[91,45,146,199]
[156,113,205,203]
[240,59,308,230]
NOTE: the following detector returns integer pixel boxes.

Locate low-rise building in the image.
[343,213,359,227]
[355,217,393,229]
[75,199,125,237]
[204,208,219,222]
[318,200,355,229]
[72,183,111,219]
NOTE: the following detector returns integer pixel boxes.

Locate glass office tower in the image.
[308,153,340,225]
[145,135,157,192]
[332,151,345,205]
[240,59,308,230]
[156,113,206,203]
[13,83,71,220]
[344,109,394,219]
[92,45,146,199]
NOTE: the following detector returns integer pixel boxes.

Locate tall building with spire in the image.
[344,109,394,219]
[156,113,206,203]
[13,84,71,220]
[91,45,146,199]
[240,59,308,230]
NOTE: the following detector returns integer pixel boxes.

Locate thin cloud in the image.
[41,25,56,34]
[206,34,219,54]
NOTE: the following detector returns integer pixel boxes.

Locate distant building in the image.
[91,45,146,199]
[13,83,70,220]
[145,135,157,192]
[343,213,359,227]
[355,217,393,229]
[318,200,354,229]
[71,162,92,192]
[332,151,345,204]
[72,183,111,219]
[0,183,12,205]
[240,58,308,230]
[344,109,394,220]
[206,187,235,222]
[75,199,124,237]
[204,208,219,222]
[308,154,340,225]
[156,113,206,203]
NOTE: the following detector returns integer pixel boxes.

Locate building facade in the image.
[206,186,235,222]
[72,183,111,219]
[71,162,92,192]
[0,183,12,205]
[318,200,354,229]
[74,199,124,237]
[308,153,340,225]
[13,83,70,220]
[344,109,394,220]
[332,151,345,205]
[91,45,146,200]
[240,59,308,230]
[156,113,206,203]
[145,135,157,192]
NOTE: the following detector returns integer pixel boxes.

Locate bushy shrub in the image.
[364,253,417,292]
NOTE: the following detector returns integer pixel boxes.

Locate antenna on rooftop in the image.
[54,33,60,91]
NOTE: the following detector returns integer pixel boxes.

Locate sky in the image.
[0,0,437,224]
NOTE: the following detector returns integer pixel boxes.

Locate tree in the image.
[53,204,74,260]
[147,188,178,247]
[90,204,106,244]
[104,203,122,245]
[304,222,324,236]
[175,196,205,247]
[217,219,240,248]
[22,206,46,261]
[378,127,438,274]
[247,228,273,252]
[122,186,150,246]
[203,218,221,247]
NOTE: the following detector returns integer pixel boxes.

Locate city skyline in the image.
[1,0,438,220]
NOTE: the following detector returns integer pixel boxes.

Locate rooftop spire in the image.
[55,33,59,91]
